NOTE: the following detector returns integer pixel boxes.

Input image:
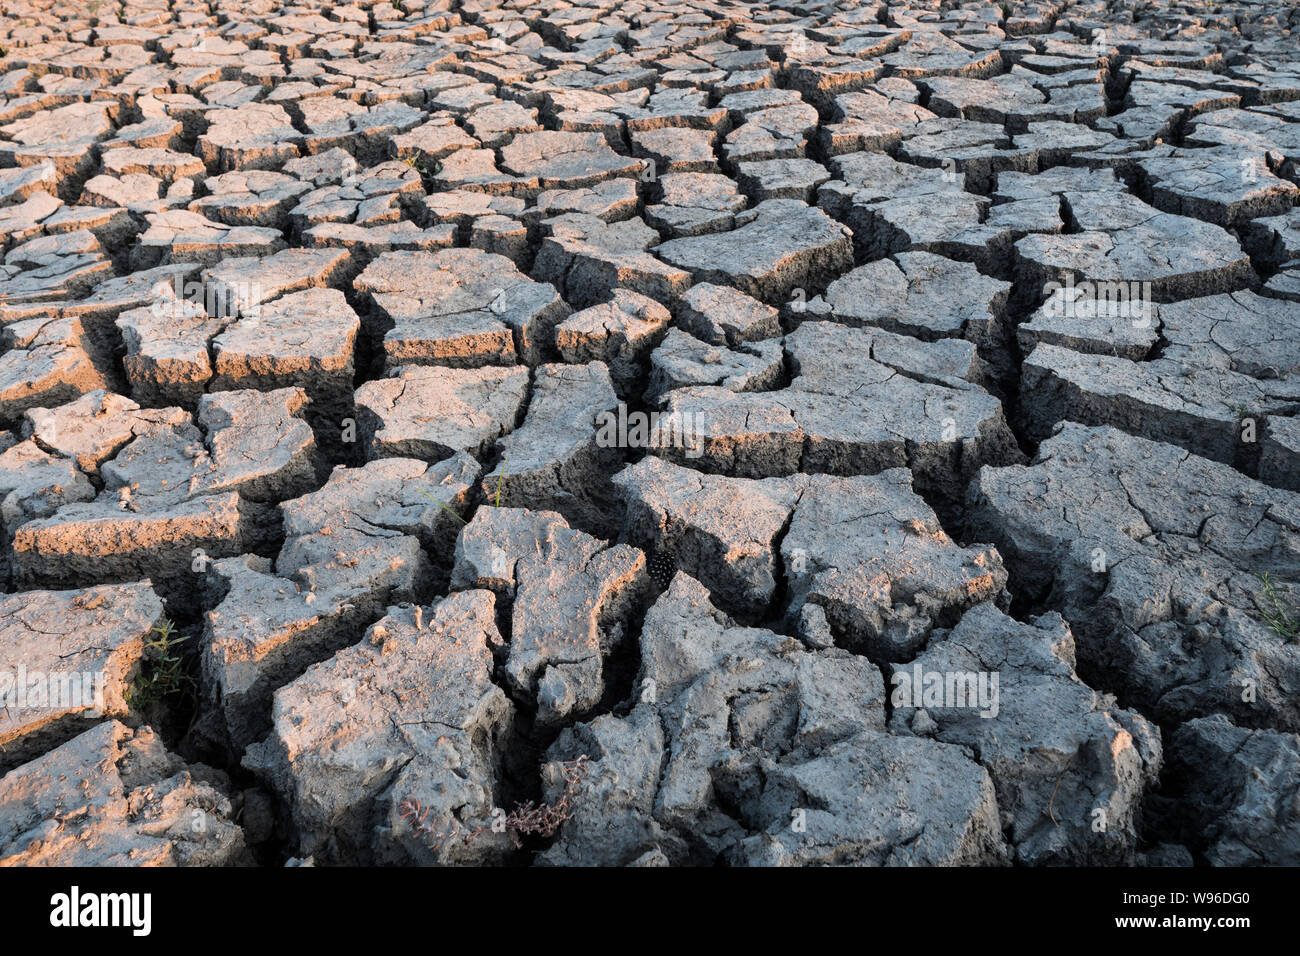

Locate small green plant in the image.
[127,619,193,709]
[416,457,506,525]
[401,151,441,181]
[1256,573,1298,641]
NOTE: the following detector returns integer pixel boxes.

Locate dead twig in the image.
[1047,755,1074,827]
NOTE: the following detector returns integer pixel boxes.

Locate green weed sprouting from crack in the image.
[492,456,507,508]
[1256,573,1298,642]
[401,150,442,182]
[126,619,194,710]
[417,485,468,524]
[415,457,506,526]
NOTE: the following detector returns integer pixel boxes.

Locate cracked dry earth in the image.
[0,0,1297,870]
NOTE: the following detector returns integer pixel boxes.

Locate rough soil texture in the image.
[0,0,1297,868]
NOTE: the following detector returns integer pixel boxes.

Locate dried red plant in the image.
[399,755,590,852]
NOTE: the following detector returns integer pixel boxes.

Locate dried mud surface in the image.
[0,0,1297,867]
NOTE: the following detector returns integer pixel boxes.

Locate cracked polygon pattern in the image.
[0,0,1297,870]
